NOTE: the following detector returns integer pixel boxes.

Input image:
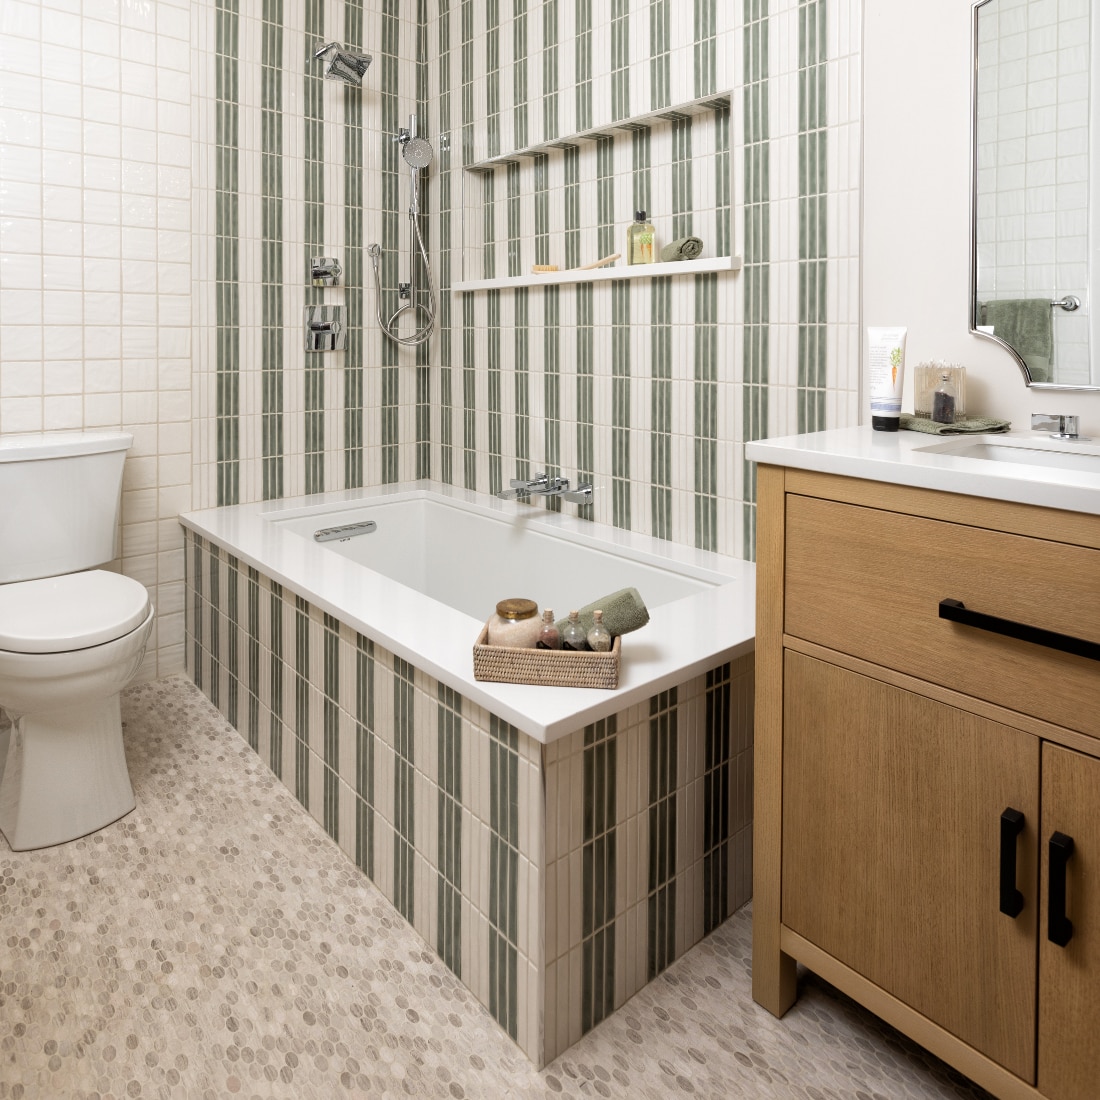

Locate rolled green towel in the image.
[899,414,1011,436]
[556,587,650,640]
[659,236,703,263]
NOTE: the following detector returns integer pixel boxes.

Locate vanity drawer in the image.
[784,494,1100,738]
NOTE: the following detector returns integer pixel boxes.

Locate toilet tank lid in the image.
[0,430,133,462]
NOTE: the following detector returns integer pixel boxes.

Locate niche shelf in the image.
[454,255,741,293]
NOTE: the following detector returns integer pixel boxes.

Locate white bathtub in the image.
[180,482,755,741]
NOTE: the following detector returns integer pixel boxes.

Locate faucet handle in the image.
[1031,413,1085,440]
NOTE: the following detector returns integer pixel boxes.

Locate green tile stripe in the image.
[650,0,670,110]
[460,0,475,163]
[355,633,376,879]
[303,0,325,495]
[380,8,401,480]
[487,290,502,493]
[486,0,500,158]
[415,3,431,480]
[462,294,477,488]
[227,555,239,728]
[742,0,771,560]
[269,581,284,779]
[575,0,592,132]
[533,154,549,266]
[581,716,617,1035]
[507,162,521,277]
[631,127,651,232]
[293,595,310,808]
[215,0,240,508]
[488,715,519,1040]
[596,137,614,274]
[647,689,677,980]
[574,283,592,489]
[189,534,204,689]
[694,273,718,551]
[247,565,260,751]
[482,171,496,279]
[695,0,717,98]
[611,0,629,121]
[671,116,694,241]
[703,663,733,934]
[798,0,827,434]
[650,277,672,540]
[438,3,455,486]
[542,0,559,140]
[514,289,531,474]
[323,613,340,842]
[611,280,631,531]
[393,656,416,923]
[344,1,365,490]
[543,285,562,480]
[436,684,463,978]
[208,547,220,708]
[715,102,732,258]
[513,0,529,149]
[261,0,283,501]
[564,146,580,269]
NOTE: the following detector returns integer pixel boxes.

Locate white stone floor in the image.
[0,675,993,1099]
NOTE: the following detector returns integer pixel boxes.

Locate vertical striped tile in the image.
[247,566,260,751]
[437,685,463,977]
[226,555,239,729]
[650,277,672,540]
[380,5,401,483]
[611,0,629,121]
[438,3,456,487]
[647,689,677,979]
[393,655,416,923]
[323,613,340,841]
[488,715,519,1040]
[513,0,529,149]
[268,582,284,779]
[514,289,531,473]
[611,281,631,531]
[631,128,652,230]
[694,273,718,551]
[694,0,717,98]
[703,663,732,933]
[581,716,616,1034]
[574,283,593,502]
[215,0,240,507]
[303,0,325,495]
[542,0,559,140]
[487,290,503,493]
[596,138,614,267]
[533,155,550,267]
[574,0,592,131]
[650,0,670,110]
[714,101,731,258]
[563,146,581,270]
[543,285,562,477]
[355,633,376,879]
[294,595,310,808]
[507,162,521,277]
[485,0,500,158]
[671,117,693,240]
[207,547,220,708]
[462,294,477,488]
[343,1,365,490]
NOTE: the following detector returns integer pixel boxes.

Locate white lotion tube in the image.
[867,326,907,432]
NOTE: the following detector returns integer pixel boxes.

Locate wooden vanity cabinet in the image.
[753,465,1100,1100]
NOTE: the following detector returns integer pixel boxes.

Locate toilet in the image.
[0,431,154,851]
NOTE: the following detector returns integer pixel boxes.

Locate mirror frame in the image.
[969,0,1100,391]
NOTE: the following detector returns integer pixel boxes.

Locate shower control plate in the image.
[304,305,347,352]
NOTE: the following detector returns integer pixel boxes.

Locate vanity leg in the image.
[752,464,798,1016]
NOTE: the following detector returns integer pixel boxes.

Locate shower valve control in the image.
[304,305,347,352]
[399,282,411,301]
[311,257,342,287]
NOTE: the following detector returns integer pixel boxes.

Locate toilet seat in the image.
[0,570,151,654]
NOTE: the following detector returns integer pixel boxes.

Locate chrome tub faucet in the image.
[498,473,593,505]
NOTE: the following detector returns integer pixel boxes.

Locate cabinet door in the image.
[782,652,1039,1080]
[1038,744,1100,1100]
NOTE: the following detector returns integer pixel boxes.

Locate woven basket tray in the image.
[472,625,621,689]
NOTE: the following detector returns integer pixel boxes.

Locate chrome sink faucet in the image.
[497,472,594,505]
[1031,413,1089,441]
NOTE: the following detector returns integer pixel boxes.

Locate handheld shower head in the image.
[314,42,372,86]
[402,137,433,171]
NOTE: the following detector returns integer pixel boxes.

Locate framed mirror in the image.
[971,0,1100,390]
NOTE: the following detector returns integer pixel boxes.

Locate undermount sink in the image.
[915,435,1100,475]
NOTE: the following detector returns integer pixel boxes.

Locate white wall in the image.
[862,0,1100,433]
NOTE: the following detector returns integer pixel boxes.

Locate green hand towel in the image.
[978,299,1052,380]
[659,236,703,262]
[900,414,1011,436]
[556,587,650,639]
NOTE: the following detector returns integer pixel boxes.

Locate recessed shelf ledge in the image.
[464,92,733,173]
[454,255,742,292]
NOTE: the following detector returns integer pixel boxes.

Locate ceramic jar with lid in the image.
[487,598,542,647]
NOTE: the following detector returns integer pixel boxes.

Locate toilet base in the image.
[0,694,135,851]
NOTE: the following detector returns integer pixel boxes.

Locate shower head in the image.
[314,42,372,86]
[402,136,433,171]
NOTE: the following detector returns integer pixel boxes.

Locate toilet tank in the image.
[0,431,133,583]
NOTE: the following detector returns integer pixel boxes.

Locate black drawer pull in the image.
[999,808,1025,918]
[1048,831,1075,948]
[939,599,1100,663]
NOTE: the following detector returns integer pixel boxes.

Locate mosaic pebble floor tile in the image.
[0,676,992,1099]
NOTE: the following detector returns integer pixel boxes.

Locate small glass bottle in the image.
[560,610,589,651]
[536,608,561,650]
[487,598,542,647]
[626,210,655,265]
[932,372,956,425]
[586,609,612,652]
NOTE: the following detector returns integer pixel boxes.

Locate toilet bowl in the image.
[0,571,153,851]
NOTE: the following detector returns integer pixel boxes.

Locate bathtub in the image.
[181,481,755,741]
[180,481,755,1066]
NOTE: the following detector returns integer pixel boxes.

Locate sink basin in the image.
[916,436,1100,475]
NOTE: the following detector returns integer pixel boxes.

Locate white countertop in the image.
[181,483,757,744]
[746,426,1100,516]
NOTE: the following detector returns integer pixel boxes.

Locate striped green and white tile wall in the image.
[185,533,753,1067]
